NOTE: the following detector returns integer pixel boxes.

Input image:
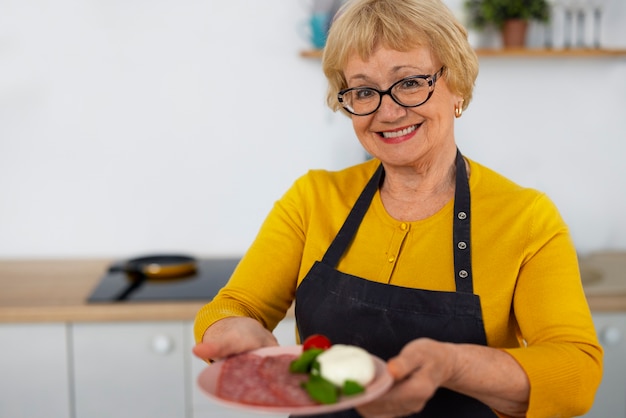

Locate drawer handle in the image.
[600,326,622,346]
[152,334,175,354]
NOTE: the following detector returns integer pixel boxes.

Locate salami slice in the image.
[216,352,316,407]
[217,353,279,405]
[260,354,316,406]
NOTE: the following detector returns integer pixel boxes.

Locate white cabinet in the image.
[0,323,71,418]
[71,318,295,418]
[583,313,626,418]
[0,317,297,418]
[71,321,189,418]
[189,318,297,418]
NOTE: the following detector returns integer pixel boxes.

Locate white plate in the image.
[197,345,393,416]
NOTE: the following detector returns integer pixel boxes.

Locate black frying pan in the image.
[109,254,198,300]
[112,254,197,279]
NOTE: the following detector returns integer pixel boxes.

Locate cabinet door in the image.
[583,313,626,418]
[188,318,297,418]
[72,321,188,418]
[0,323,71,418]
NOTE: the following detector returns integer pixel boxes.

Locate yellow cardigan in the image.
[194,157,602,417]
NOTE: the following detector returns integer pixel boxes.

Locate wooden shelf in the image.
[475,48,626,57]
[300,49,324,58]
[301,48,626,59]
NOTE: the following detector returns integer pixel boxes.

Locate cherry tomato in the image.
[303,334,332,351]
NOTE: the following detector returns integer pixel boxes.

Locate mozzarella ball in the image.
[316,344,375,387]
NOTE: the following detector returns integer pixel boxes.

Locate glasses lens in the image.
[391,76,431,107]
[340,88,380,116]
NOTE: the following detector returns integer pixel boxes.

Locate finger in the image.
[387,354,415,380]
[193,339,258,361]
[193,334,254,361]
[192,342,217,361]
[356,381,421,418]
[358,369,434,417]
[357,387,404,417]
[195,317,281,361]
[387,338,437,380]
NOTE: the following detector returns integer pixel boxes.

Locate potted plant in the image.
[464,0,550,48]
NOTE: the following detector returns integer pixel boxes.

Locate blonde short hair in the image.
[323,0,478,113]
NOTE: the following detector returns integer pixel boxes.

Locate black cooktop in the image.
[87,257,240,302]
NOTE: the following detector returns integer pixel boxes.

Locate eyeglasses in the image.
[337,66,445,116]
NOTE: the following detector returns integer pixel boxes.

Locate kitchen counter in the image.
[579,251,626,311]
[0,259,213,323]
[0,255,624,323]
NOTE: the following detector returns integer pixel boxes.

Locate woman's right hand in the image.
[192,316,279,362]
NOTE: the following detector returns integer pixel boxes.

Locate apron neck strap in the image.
[321,163,384,267]
[453,149,474,293]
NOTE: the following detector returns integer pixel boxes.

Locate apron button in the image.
[458,269,469,279]
[457,241,467,250]
[388,256,396,263]
[457,211,467,220]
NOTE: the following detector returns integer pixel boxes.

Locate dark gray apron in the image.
[294,150,497,417]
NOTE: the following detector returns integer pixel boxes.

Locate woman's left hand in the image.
[356,337,530,418]
[356,338,455,418]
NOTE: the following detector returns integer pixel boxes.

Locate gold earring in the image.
[454,100,464,118]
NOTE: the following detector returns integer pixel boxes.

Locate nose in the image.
[376,92,406,120]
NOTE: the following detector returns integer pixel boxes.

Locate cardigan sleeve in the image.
[502,193,603,417]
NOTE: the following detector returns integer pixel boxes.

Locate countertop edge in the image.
[0,303,206,323]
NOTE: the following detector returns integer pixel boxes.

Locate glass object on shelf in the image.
[563,0,576,48]
[546,0,567,49]
[560,0,607,49]
[574,0,587,47]
[588,0,606,48]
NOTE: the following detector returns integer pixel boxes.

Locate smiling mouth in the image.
[379,124,420,139]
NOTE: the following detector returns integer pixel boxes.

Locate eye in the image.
[398,78,428,90]
[354,88,377,100]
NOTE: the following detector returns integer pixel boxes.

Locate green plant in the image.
[464,0,550,29]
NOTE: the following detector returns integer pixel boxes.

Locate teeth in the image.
[381,124,418,139]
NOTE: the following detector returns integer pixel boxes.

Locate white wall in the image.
[1,0,625,259]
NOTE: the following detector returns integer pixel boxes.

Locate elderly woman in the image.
[193,0,602,416]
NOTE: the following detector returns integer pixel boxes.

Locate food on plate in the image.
[316,344,376,387]
[302,333,332,350]
[216,352,316,406]
[215,335,378,407]
[290,336,376,404]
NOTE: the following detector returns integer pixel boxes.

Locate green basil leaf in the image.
[310,359,321,375]
[303,375,338,404]
[289,348,324,373]
[342,380,365,396]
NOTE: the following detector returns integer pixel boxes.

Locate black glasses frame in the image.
[338,66,445,116]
